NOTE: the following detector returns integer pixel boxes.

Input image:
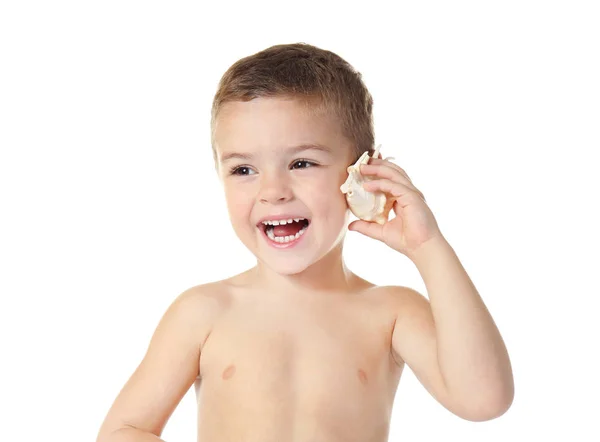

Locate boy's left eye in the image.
[291,160,316,169]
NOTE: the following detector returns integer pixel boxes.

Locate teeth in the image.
[262,217,306,226]
[265,223,308,243]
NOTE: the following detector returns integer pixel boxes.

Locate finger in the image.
[363,165,426,203]
[367,157,413,183]
[363,178,426,203]
[348,219,384,241]
[360,164,420,194]
[368,158,412,182]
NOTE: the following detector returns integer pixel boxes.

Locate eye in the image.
[229,166,256,176]
[291,159,317,169]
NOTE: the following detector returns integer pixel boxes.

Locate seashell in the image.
[340,145,395,225]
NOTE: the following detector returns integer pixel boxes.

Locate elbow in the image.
[461,400,512,422]
[453,383,515,422]
[97,425,142,442]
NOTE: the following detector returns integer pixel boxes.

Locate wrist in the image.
[407,233,452,265]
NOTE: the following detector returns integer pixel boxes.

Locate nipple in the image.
[357,369,368,385]
[222,364,236,380]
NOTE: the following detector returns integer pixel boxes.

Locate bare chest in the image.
[194,294,402,440]
[202,295,395,376]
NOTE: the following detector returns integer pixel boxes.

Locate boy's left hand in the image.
[347,157,443,258]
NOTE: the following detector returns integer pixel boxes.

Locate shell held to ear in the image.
[340,145,395,225]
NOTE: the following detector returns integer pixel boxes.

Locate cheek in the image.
[307,178,349,215]
[308,166,348,190]
[224,188,252,219]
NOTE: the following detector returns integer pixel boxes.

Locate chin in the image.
[265,260,311,276]
[243,216,348,275]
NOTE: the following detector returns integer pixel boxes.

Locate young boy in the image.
[97,43,514,442]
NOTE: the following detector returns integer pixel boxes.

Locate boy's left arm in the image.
[391,235,514,421]
[349,157,514,422]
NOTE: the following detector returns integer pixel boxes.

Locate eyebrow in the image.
[219,144,333,163]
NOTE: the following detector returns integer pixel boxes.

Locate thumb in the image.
[348,219,384,241]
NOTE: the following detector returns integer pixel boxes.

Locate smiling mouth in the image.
[260,219,311,243]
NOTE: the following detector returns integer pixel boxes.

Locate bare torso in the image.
[192,273,406,442]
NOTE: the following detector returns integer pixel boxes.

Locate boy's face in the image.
[213,96,355,275]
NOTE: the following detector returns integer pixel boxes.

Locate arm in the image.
[96,286,218,442]
[106,426,166,442]
[391,235,514,421]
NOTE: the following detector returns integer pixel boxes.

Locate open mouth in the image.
[259,218,311,245]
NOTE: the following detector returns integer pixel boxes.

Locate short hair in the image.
[211,43,375,163]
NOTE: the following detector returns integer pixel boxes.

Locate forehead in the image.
[213,97,350,155]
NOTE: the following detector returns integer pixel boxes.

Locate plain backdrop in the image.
[1,1,599,441]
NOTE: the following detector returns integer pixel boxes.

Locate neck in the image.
[249,241,360,296]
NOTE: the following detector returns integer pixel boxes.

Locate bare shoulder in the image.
[375,284,434,363]
[361,283,427,309]
[180,281,230,319]
[158,282,230,342]
[378,284,428,312]
[96,282,228,441]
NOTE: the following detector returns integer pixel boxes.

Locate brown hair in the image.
[210,43,375,163]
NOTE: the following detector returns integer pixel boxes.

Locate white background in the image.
[1,1,599,441]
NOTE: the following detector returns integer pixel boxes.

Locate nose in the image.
[258,171,293,204]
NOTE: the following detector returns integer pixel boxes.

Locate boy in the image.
[97,43,514,442]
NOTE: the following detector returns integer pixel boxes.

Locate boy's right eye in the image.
[229,166,255,176]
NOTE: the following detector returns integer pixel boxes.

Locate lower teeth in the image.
[266,225,308,243]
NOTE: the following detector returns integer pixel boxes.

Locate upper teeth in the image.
[262,218,305,226]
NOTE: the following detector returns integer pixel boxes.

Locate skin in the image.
[214,96,358,288]
[198,97,400,440]
[96,96,513,442]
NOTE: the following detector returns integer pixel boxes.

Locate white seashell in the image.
[340,145,395,225]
